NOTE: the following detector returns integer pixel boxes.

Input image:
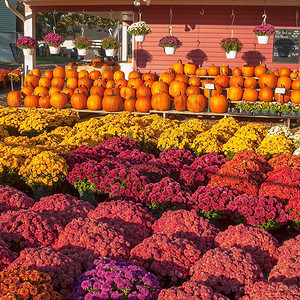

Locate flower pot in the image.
[49,46,60,54]
[253,109,262,116]
[135,35,145,42]
[164,47,176,55]
[23,48,34,56]
[225,50,237,59]
[105,49,117,57]
[257,35,269,44]
[77,48,88,56]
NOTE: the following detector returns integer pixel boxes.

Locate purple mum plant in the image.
[16,36,38,49]
[44,33,64,47]
[158,35,182,48]
[253,24,275,36]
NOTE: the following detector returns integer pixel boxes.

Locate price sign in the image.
[275,87,286,94]
[205,83,215,90]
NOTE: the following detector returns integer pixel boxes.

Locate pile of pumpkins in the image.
[6,60,300,114]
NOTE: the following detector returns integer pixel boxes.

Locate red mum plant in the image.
[259,167,300,204]
[96,136,140,154]
[130,163,169,183]
[190,185,239,219]
[242,281,300,300]
[116,149,155,166]
[87,199,154,248]
[214,224,279,273]
[285,195,300,231]
[180,152,228,191]
[278,234,300,258]
[130,233,202,287]
[9,247,82,298]
[152,209,219,253]
[139,177,192,212]
[0,210,63,253]
[190,247,263,299]
[0,185,34,212]
[158,280,230,300]
[32,193,93,227]
[227,194,288,231]
[0,239,15,271]
[268,152,300,170]
[0,266,61,299]
[54,218,130,269]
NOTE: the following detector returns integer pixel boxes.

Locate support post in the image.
[24,4,36,74]
[121,22,128,62]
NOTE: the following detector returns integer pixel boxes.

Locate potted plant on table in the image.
[16,36,38,56]
[72,36,93,56]
[44,33,64,55]
[127,21,152,42]
[253,24,275,44]
[220,37,243,59]
[158,35,182,55]
[101,36,121,57]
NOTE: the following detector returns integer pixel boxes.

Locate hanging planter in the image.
[135,35,145,42]
[23,48,34,56]
[220,37,243,59]
[253,24,274,45]
[102,36,120,57]
[78,48,88,56]
[105,48,117,57]
[128,20,152,43]
[72,36,93,57]
[158,35,182,55]
[164,46,176,55]
[257,35,270,44]
[49,46,60,54]
[16,36,38,56]
[44,33,64,54]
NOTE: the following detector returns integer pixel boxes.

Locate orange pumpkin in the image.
[277,76,292,90]
[254,64,267,77]
[43,70,53,80]
[174,94,187,111]
[28,69,41,78]
[90,85,105,96]
[259,86,273,102]
[209,94,228,113]
[115,79,128,88]
[66,78,78,89]
[136,86,151,98]
[50,92,68,109]
[38,77,51,89]
[143,80,154,88]
[172,60,184,75]
[78,77,92,89]
[49,86,61,97]
[93,79,106,88]
[113,70,125,82]
[24,94,39,108]
[208,65,219,76]
[290,70,298,79]
[142,72,156,81]
[228,85,243,101]
[66,69,78,79]
[87,95,102,110]
[127,78,143,89]
[279,67,291,77]
[61,87,74,99]
[24,75,39,88]
[53,66,65,78]
[89,70,101,81]
[244,77,257,89]
[71,92,87,110]
[214,74,229,88]
[169,81,187,98]
[51,77,65,89]
[274,90,290,103]
[243,88,258,102]
[7,91,22,107]
[78,70,89,79]
[106,80,116,89]
[135,97,152,113]
[159,72,176,85]
[21,85,34,97]
[151,92,171,111]
[204,84,222,99]
[104,87,120,97]
[39,95,51,108]
[291,89,300,104]
[120,87,135,99]
[229,76,244,87]
[195,67,207,76]
[201,79,213,88]
[292,79,300,90]
[128,70,141,79]
[124,98,136,112]
[186,86,200,96]
[102,70,114,81]
[102,93,123,112]
[151,81,168,95]
[174,74,189,84]
[189,76,201,87]
[74,86,89,96]
[258,73,278,89]
[232,67,242,76]
[241,65,255,77]
[220,65,229,75]
[187,94,206,113]
[184,62,197,75]
[34,86,48,97]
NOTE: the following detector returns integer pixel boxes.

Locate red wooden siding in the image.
[134,5,300,74]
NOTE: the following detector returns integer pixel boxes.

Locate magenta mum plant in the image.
[72,36,93,49]
[16,36,38,49]
[158,35,182,48]
[220,37,243,53]
[44,33,64,47]
[253,24,275,36]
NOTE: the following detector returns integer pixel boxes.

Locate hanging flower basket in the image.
[49,46,60,55]
[105,49,117,57]
[78,49,88,56]
[135,35,145,42]
[158,35,182,55]
[102,36,120,57]
[253,24,275,45]
[226,50,237,59]
[72,36,93,55]
[23,48,34,56]
[128,21,152,43]
[220,37,243,59]
[16,36,37,56]
[164,46,176,55]
[44,33,64,54]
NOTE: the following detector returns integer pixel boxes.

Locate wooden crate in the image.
[65,63,120,73]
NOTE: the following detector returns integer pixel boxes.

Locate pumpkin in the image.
[136,86,151,98]
[277,76,292,90]
[93,79,106,88]
[89,70,101,81]
[124,98,136,112]
[292,79,300,90]
[144,80,154,88]
[115,79,128,88]
[229,76,244,87]
[128,70,141,79]
[38,77,51,89]
[243,88,258,102]
[186,86,200,96]
[204,83,222,99]
[28,69,41,78]
[187,94,206,113]
[241,65,255,77]
[258,73,278,89]
[135,96,151,113]
[195,67,207,76]
[21,85,34,97]
[71,92,87,110]
[78,70,89,79]
[209,94,228,113]
[50,92,68,109]
[104,87,120,97]
[106,80,116,89]
[53,66,65,78]
[291,89,300,104]
[102,70,114,81]
[159,72,176,85]
[7,91,22,107]
[34,86,48,97]
[232,67,242,76]
[43,70,53,80]
[169,81,187,98]
[51,77,65,89]
[74,86,89,96]
[120,87,135,99]
[24,94,39,108]
[24,75,39,88]
[201,79,213,88]
[90,85,105,96]
[274,90,290,103]
[39,95,51,108]
[166,68,176,75]
[102,93,123,112]
[66,78,78,89]
[208,65,219,76]
[259,86,273,102]
[189,76,201,87]
[172,60,184,75]
[244,77,257,89]
[67,62,80,66]
[279,67,291,77]
[174,94,187,111]
[113,70,125,82]
[220,65,229,75]
[254,64,267,77]
[142,71,156,81]
[228,85,243,101]
[49,86,61,97]
[151,92,171,111]
[151,81,168,95]
[66,69,78,79]
[174,74,189,84]
[214,74,229,88]
[290,70,298,79]
[128,78,143,89]
[61,87,74,99]
[78,77,92,89]
[87,95,102,110]
[184,62,197,75]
